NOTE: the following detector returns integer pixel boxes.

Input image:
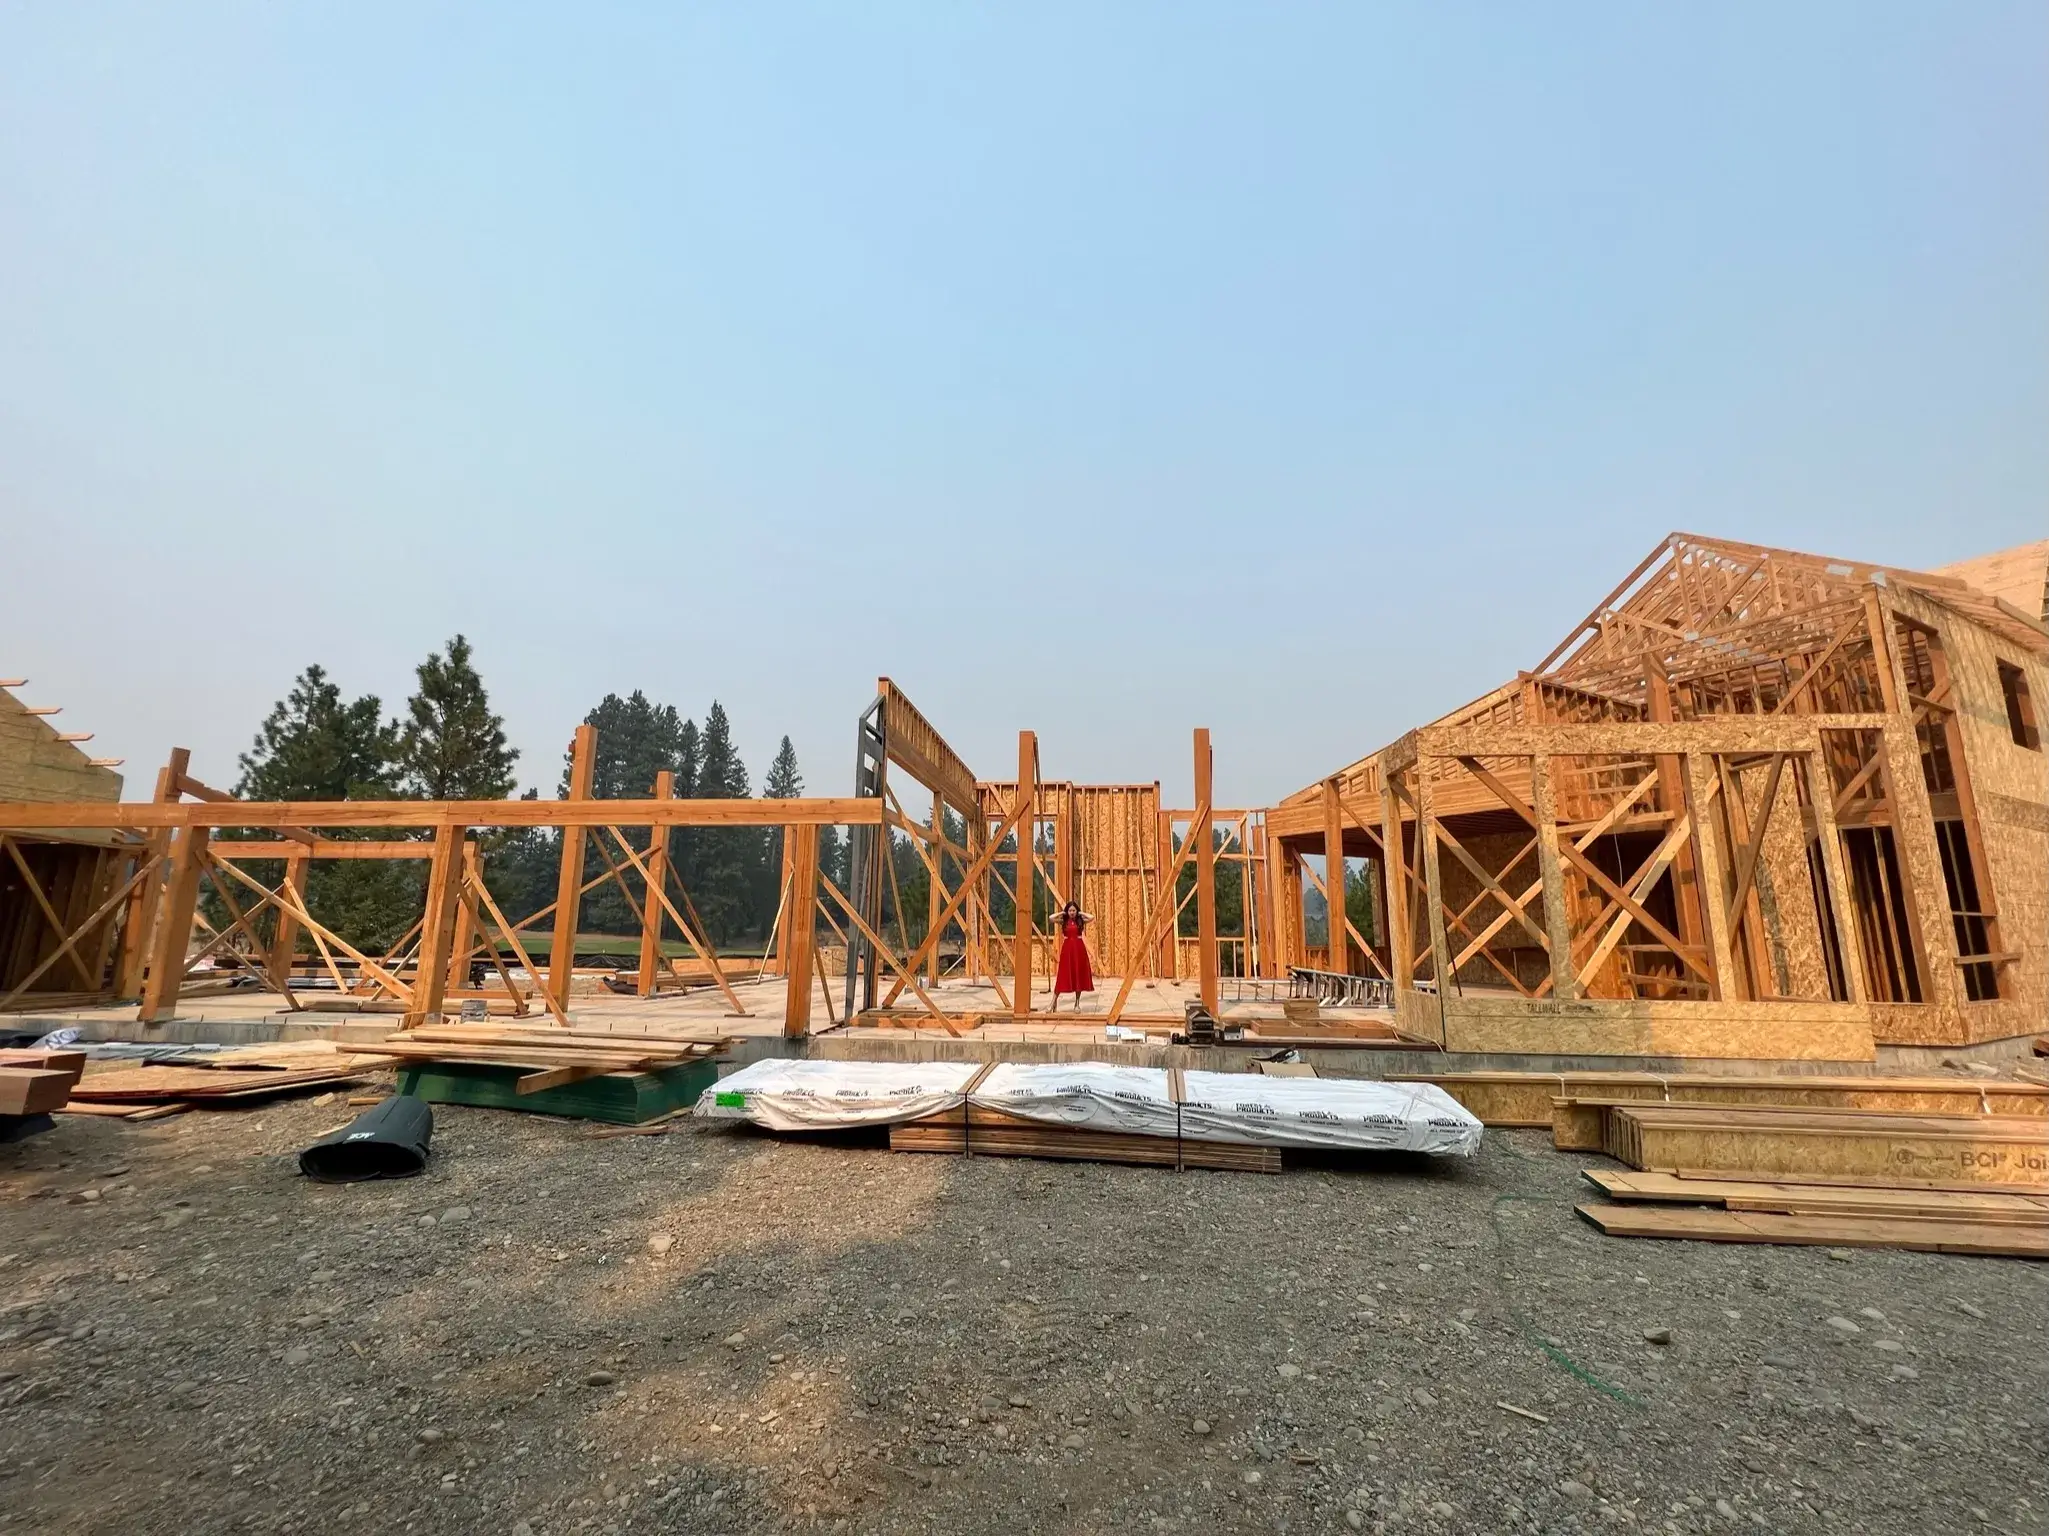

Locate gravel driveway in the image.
[1,1082,2043,1535]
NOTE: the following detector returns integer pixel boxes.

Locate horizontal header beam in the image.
[1419,714,1889,760]
[0,796,887,833]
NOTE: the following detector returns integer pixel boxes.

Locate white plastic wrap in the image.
[698,1057,1482,1156]
[694,1058,980,1131]
[974,1062,1481,1156]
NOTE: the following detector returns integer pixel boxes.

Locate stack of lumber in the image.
[358,1025,731,1095]
[1590,1102,2047,1189]
[1577,1169,2049,1259]
[359,1025,731,1124]
[1399,1070,2049,1128]
[64,1056,370,1119]
[0,1047,86,1120]
[890,1103,1283,1173]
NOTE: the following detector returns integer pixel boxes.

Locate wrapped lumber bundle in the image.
[972,1063,1483,1156]
[696,1058,1483,1171]
[694,1058,983,1129]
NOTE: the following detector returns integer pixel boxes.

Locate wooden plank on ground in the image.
[1575,1202,2049,1259]
[68,1065,364,1103]
[1397,1071,2049,1128]
[1582,1168,2049,1223]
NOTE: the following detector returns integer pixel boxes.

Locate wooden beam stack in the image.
[354,1025,732,1096]
[889,1104,1281,1173]
[1578,1170,2049,1259]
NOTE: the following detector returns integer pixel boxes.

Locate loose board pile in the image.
[1577,1170,2049,1259]
[364,1025,731,1124]
[696,1057,1482,1173]
[67,1062,367,1108]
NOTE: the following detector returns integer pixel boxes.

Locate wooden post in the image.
[1322,778,1348,975]
[1381,774,1412,993]
[1253,819,1280,978]
[138,823,209,1024]
[408,823,467,1027]
[1805,748,1866,1003]
[637,770,674,996]
[1416,763,1452,991]
[1279,845,1305,973]
[1645,661,1709,956]
[782,823,820,1037]
[927,788,944,984]
[548,723,597,1014]
[1529,754,1576,1001]
[116,748,187,997]
[1012,732,1036,1018]
[445,844,480,996]
[967,804,987,980]
[1194,728,1219,1014]
[270,851,309,994]
[1685,752,1738,1001]
[1155,807,1174,977]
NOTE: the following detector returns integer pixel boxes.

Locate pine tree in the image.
[397,635,517,800]
[232,665,414,952]
[763,736,802,800]
[760,737,804,940]
[690,703,759,943]
[236,664,399,801]
[675,718,701,798]
[559,692,693,933]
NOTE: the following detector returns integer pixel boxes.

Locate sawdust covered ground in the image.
[0,1084,2043,1536]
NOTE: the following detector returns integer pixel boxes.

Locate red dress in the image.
[1054,917,1094,996]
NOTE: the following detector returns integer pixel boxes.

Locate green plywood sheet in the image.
[395,1058,719,1124]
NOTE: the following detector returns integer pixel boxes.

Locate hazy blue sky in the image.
[3,4,2043,808]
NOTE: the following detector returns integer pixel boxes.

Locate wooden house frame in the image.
[1264,534,2049,1059]
[0,681,1247,1034]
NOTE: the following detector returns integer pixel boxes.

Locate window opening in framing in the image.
[1998,662,2040,750]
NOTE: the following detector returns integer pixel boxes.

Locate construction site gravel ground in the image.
[1,1082,2044,1536]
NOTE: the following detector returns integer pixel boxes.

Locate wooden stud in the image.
[1013,731,1036,1019]
[636,770,674,996]
[138,824,209,1023]
[1528,754,1577,1002]
[407,824,468,1028]
[1322,778,1347,976]
[269,853,309,994]
[1805,748,1866,1004]
[548,724,597,1014]
[1415,767,1451,992]
[1380,771,1413,991]
[1194,729,1219,1014]
[927,788,944,984]
[782,823,819,1037]
[1684,754,1738,1000]
[115,748,186,997]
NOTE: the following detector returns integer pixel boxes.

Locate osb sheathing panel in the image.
[1073,784,1163,978]
[1400,991,1878,1061]
[1891,586,2049,1045]
[0,691,122,805]
[977,781,1166,979]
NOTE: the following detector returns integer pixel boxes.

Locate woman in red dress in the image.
[1051,899,1095,1010]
